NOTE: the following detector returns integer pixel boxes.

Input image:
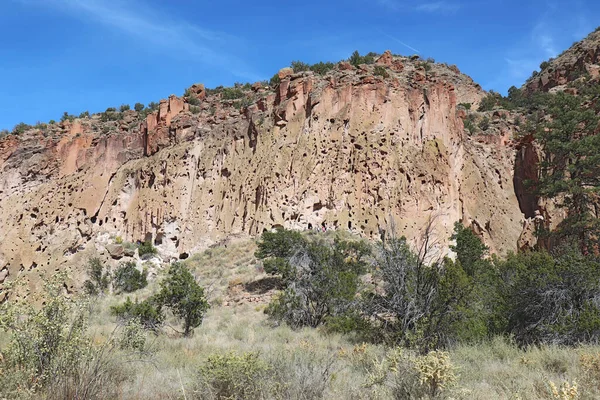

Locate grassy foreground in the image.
[3,238,600,399]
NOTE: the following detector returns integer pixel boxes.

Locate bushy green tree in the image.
[138,241,157,258]
[498,248,600,345]
[257,229,369,328]
[535,92,600,250]
[83,257,110,295]
[349,50,376,67]
[112,261,148,294]
[310,61,335,75]
[134,103,145,112]
[119,104,130,112]
[157,263,209,336]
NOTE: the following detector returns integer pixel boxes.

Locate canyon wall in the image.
[0,53,525,295]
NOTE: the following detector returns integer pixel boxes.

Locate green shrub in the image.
[290,60,310,72]
[349,50,376,66]
[137,241,157,258]
[374,65,390,78]
[188,96,201,106]
[134,103,144,112]
[112,261,147,293]
[196,352,272,399]
[269,73,280,87]
[478,116,490,131]
[83,257,110,295]
[458,102,472,110]
[79,110,90,118]
[100,107,121,122]
[499,248,600,345]
[221,87,245,100]
[0,274,132,399]
[147,101,159,111]
[310,61,335,75]
[119,104,130,112]
[111,296,164,331]
[156,262,209,336]
[0,129,9,138]
[190,105,201,114]
[13,122,30,135]
[257,229,370,328]
[60,112,75,123]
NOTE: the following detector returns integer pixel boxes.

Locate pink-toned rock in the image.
[189,83,206,100]
[338,61,354,71]
[278,67,293,80]
[391,60,404,72]
[376,50,394,66]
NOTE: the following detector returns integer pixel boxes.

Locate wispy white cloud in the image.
[378,30,421,53]
[376,0,460,13]
[414,2,460,13]
[16,0,260,81]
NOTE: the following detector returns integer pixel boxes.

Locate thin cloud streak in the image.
[18,0,261,81]
[379,30,421,54]
[376,0,461,13]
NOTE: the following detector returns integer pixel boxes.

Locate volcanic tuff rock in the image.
[1,52,524,295]
[525,28,600,93]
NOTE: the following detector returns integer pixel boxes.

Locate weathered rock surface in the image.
[525,29,600,93]
[0,53,526,295]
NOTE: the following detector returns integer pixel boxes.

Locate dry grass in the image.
[9,237,600,399]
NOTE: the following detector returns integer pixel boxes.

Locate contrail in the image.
[378,29,421,54]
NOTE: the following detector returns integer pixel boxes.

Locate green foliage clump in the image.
[534,92,600,248]
[221,87,245,100]
[100,107,121,122]
[137,241,158,258]
[310,61,335,75]
[458,102,472,110]
[147,101,159,111]
[498,248,600,345]
[196,352,272,399]
[83,257,110,295]
[13,122,31,135]
[269,73,281,87]
[349,50,376,67]
[374,65,390,78]
[290,60,311,72]
[112,261,148,294]
[111,296,165,331]
[478,116,490,131]
[60,112,75,123]
[0,274,133,399]
[119,104,130,112]
[134,102,145,112]
[157,262,209,336]
[78,110,90,118]
[256,229,370,329]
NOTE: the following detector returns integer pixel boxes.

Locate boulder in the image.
[278,67,293,80]
[106,244,124,259]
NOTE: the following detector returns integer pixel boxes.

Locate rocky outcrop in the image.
[0,53,525,296]
[525,29,600,93]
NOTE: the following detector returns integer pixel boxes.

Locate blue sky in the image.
[1,0,598,130]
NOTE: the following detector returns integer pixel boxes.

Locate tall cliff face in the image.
[0,53,524,294]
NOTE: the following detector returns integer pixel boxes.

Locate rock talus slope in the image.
[0,53,524,294]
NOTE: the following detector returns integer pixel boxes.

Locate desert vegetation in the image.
[2,220,600,399]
